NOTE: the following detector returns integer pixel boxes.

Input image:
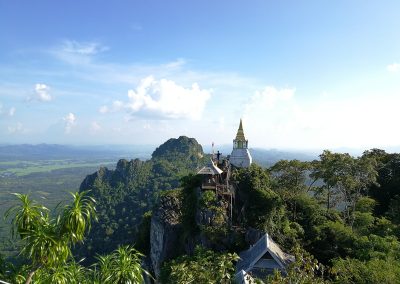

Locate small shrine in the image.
[197,159,224,190]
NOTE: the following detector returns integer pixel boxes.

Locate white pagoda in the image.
[230,119,252,168]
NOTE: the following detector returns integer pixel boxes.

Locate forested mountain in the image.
[75,136,208,261]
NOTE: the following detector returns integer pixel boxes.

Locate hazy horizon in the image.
[3,141,400,157]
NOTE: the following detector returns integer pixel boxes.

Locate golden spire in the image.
[235,118,246,141]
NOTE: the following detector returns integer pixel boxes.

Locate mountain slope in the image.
[76,136,207,261]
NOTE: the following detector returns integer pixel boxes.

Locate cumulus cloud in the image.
[102,76,211,120]
[29,84,52,102]
[63,113,76,133]
[387,63,400,72]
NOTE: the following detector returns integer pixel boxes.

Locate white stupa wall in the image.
[230,148,252,168]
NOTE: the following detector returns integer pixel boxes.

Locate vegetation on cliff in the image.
[75,136,207,261]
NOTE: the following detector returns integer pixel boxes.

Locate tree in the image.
[332,257,400,283]
[270,160,310,221]
[160,246,239,284]
[310,151,378,226]
[234,165,285,231]
[95,245,150,283]
[310,151,353,211]
[6,191,96,284]
[266,246,327,284]
[365,150,400,216]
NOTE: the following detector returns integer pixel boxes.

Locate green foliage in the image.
[95,245,149,284]
[60,192,97,243]
[355,197,376,213]
[234,163,271,191]
[135,211,152,254]
[198,189,228,242]
[3,142,400,284]
[310,150,378,227]
[152,136,204,164]
[160,246,239,284]
[366,150,400,215]
[270,159,310,194]
[0,252,7,279]
[235,164,284,230]
[332,257,400,284]
[32,260,88,284]
[311,221,357,264]
[5,191,96,283]
[270,160,311,223]
[266,247,327,284]
[180,174,201,236]
[77,137,207,261]
[199,190,217,210]
[387,195,400,225]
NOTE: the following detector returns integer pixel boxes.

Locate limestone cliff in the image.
[150,191,183,278]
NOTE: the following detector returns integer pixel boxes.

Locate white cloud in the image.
[8,122,24,133]
[99,105,109,114]
[99,101,125,114]
[387,63,400,72]
[90,121,101,133]
[245,86,295,112]
[63,112,76,133]
[31,83,52,102]
[61,40,108,55]
[243,86,400,149]
[104,76,211,120]
[52,40,108,65]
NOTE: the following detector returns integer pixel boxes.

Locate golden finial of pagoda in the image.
[235,119,246,141]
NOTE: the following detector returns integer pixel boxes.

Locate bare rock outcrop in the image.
[150,192,183,278]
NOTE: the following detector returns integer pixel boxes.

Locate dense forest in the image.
[1,138,399,283]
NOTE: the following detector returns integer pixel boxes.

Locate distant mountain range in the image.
[0,143,318,166]
[0,144,154,161]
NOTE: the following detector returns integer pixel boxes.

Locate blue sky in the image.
[1,1,400,150]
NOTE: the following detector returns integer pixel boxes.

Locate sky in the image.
[1,1,400,151]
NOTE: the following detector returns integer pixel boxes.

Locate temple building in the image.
[229,119,252,168]
[235,233,294,282]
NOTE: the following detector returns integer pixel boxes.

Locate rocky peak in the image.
[151,136,204,162]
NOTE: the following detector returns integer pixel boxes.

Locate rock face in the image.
[150,192,183,278]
